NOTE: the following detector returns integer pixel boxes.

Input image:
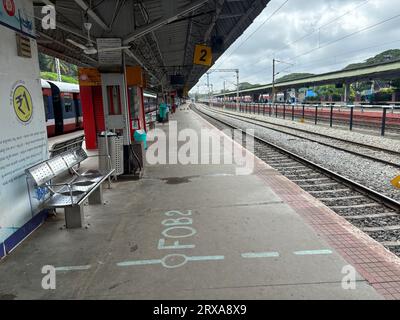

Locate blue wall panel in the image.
[0,243,4,259]
[4,210,48,254]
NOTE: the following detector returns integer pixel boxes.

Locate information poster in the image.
[0,8,46,244]
[0,0,35,37]
[0,80,48,242]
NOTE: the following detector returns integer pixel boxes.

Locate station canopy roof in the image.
[34,0,270,92]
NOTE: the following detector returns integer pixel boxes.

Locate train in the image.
[41,79,158,137]
[41,79,83,137]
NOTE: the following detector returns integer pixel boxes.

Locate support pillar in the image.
[253,93,259,103]
[294,89,299,103]
[88,184,104,205]
[344,82,351,104]
[65,205,85,229]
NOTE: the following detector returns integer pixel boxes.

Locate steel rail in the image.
[204,106,400,169]
[193,105,400,212]
[209,106,400,155]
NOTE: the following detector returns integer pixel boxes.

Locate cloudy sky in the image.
[193,0,400,93]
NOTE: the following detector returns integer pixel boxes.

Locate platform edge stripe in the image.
[241,252,280,258]
[3,210,49,255]
[293,249,333,256]
[187,255,225,261]
[55,265,92,271]
[117,259,162,267]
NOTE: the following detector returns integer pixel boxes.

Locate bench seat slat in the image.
[46,193,85,208]
[27,143,114,211]
[62,152,79,167]
[43,169,114,207]
[28,163,55,186]
[47,157,68,176]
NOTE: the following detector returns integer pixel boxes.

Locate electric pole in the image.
[236,69,240,111]
[272,58,276,104]
[210,84,213,107]
[207,73,210,106]
[272,58,294,104]
[206,69,240,111]
[223,80,226,108]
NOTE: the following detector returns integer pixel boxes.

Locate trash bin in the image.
[98,131,124,175]
[134,129,147,150]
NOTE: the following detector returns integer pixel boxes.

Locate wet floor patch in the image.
[114,174,141,182]
[161,176,199,184]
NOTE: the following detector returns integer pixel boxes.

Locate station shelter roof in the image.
[34,0,271,93]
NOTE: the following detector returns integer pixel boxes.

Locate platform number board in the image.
[193,44,212,67]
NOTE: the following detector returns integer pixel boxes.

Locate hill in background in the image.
[273,49,400,84]
[343,49,400,70]
[276,73,315,83]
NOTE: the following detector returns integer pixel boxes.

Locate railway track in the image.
[192,104,400,257]
[205,106,400,168]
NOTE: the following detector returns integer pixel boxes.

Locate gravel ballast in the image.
[198,105,400,201]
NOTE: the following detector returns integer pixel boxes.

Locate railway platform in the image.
[1,106,400,300]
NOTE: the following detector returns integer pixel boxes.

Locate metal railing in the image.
[207,101,400,137]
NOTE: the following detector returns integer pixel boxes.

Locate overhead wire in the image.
[212,0,290,70]
[273,0,370,54]
[239,38,400,83]
[238,12,400,83]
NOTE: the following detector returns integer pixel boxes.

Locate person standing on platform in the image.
[159,99,167,123]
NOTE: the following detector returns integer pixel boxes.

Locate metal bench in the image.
[49,134,85,158]
[26,146,115,229]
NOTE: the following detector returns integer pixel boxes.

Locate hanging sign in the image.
[193,44,212,67]
[97,38,123,66]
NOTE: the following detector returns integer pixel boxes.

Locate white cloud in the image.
[192,0,400,93]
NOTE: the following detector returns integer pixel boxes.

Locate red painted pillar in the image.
[80,86,96,150]
[80,85,105,149]
[92,86,105,135]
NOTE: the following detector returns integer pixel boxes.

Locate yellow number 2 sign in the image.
[193,44,212,67]
[391,176,400,189]
[13,85,33,123]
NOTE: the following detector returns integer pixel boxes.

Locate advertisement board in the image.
[0,0,35,38]
[0,9,47,245]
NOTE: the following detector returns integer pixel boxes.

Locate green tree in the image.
[38,53,74,75]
